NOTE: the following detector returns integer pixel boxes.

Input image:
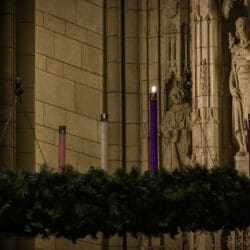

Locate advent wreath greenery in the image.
[0,165,249,242]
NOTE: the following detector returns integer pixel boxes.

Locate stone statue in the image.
[161,86,192,170]
[222,0,235,19]
[229,16,250,155]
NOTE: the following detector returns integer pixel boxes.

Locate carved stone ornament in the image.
[192,108,201,126]
[222,0,235,19]
[222,0,249,19]
[204,107,219,124]
[162,0,179,19]
[200,59,208,96]
[167,62,177,76]
[222,0,250,19]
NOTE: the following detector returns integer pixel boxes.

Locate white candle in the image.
[101,113,109,171]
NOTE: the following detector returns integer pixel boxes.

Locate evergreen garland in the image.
[0,165,249,241]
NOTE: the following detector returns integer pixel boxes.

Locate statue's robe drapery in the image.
[229,40,250,153]
[161,102,192,170]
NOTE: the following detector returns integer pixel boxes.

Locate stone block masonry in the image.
[35,0,104,171]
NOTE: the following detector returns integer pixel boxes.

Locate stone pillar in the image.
[106,0,123,172]
[191,1,224,249]
[139,0,149,172]
[124,0,140,171]
[0,0,16,169]
[107,0,140,248]
[191,0,222,168]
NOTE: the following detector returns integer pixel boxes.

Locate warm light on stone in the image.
[151,85,157,93]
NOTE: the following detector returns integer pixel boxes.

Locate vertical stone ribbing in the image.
[0,0,15,169]
[191,0,222,168]
[106,0,122,171]
[139,0,149,172]
[124,0,140,171]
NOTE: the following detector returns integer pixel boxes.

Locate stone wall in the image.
[106,0,140,172]
[34,0,104,249]
[16,0,35,171]
[0,0,15,169]
[35,0,103,171]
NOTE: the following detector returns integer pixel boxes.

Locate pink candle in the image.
[59,126,66,170]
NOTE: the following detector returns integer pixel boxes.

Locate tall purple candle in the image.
[248,114,250,174]
[149,87,158,172]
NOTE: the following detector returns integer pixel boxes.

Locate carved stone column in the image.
[191,0,222,168]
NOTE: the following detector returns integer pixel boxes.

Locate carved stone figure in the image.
[229,17,250,155]
[222,0,250,19]
[161,86,192,170]
[222,0,235,19]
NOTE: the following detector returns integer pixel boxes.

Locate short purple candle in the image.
[149,87,158,172]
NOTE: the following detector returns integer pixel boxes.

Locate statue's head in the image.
[235,17,250,40]
[169,86,185,105]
